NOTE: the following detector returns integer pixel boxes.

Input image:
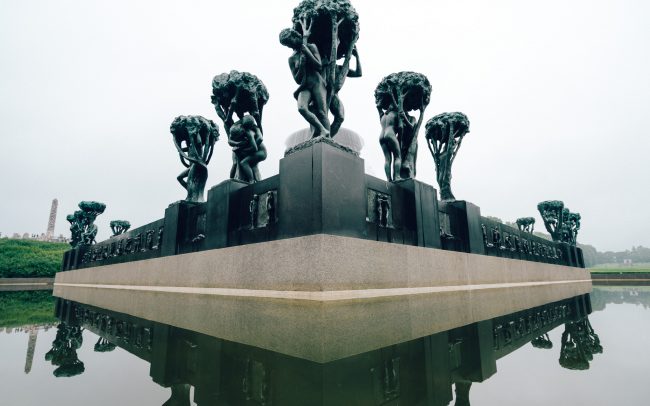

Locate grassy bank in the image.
[590,267,650,274]
[0,290,57,327]
[0,239,68,278]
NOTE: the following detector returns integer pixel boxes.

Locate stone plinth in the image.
[54,234,591,361]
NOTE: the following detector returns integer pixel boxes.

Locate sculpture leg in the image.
[330,94,344,137]
[238,157,255,183]
[176,168,190,189]
[297,90,329,138]
[186,164,208,202]
[248,148,267,182]
[229,152,238,179]
[380,134,401,182]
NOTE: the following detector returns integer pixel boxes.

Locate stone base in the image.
[55,234,590,292]
[54,234,591,362]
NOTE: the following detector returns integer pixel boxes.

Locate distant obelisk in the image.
[24,328,38,374]
[46,199,58,240]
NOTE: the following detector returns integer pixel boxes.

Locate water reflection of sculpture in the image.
[281,0,361,138]
[559,317,603,370]
[211,71,268,183]
[531,333,553,349]
[66,201,106,248]
[375,72,432,181]
[170,115,219,202]
[44,323,85,378]
[94,337,116,352]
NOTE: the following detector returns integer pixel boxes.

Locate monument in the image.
[280,0,360,138]
[45,198,58,240]
[211,71,268,183]
[54,2,592,389]
[375,71,431,181]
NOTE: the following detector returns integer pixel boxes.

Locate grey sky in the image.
[1,0,648,251]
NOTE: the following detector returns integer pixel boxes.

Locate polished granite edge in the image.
[54,279,593,302]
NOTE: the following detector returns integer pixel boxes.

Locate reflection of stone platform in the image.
[54,233,591,361]
[54,268,591,363]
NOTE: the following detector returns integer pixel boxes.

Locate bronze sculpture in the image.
[109,220,130,236]
[67,201,106,248]
[424,112,470,200]
[537,200,565,242]
[538,201,581,245]
[559,317,602,370]
[281,0,360,138]
[516,217,535,233]
[375,71,432,181]
[170,115,219,202]
[211,71,268,182]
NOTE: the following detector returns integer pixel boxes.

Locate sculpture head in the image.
[279,28,302,50]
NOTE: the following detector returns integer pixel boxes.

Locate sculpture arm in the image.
[203,137,215,164]
[173,140,192,168]
[247,130,259,152]
[449,129,466,164]
[400,113,415,129]
[347,48,362,78]
[301,43,322,67]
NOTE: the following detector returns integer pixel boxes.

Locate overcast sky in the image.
[1,0,648,251]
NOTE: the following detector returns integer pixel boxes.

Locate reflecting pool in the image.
[0,286,649,405]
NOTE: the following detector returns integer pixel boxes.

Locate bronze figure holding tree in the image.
[211,70,269,183]
[425,112,470,201]
[170,115,219,202]
[375,71,431,181]
[281,0,361,138]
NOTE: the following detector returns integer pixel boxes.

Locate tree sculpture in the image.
[565,211,581,245]
[211,71,269,182]
[109,220,130,236]
[537,200,565,242]
[280,0,361,138]
[67,201,106,248]
[559,317,602,370]
[375,72,432,181]
[45,323,85,378]
[424,112,469,199]
[170,115,219,202]
[531,333,553,349]
[66,211,84,248]
[516,217,535,233]
[93,337,116,353]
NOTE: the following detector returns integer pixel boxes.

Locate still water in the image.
[0,286,648,405]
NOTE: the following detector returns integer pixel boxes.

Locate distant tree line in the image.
[0,239,68,278]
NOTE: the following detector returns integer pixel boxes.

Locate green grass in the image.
[0,290,57,327]
[0,239,68,278]
[589,268,650,274]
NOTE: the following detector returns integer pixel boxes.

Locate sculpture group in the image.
[537,200,581,245]
[65,0,583,253]
[66,201,106,249]
[152,0,474,204]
